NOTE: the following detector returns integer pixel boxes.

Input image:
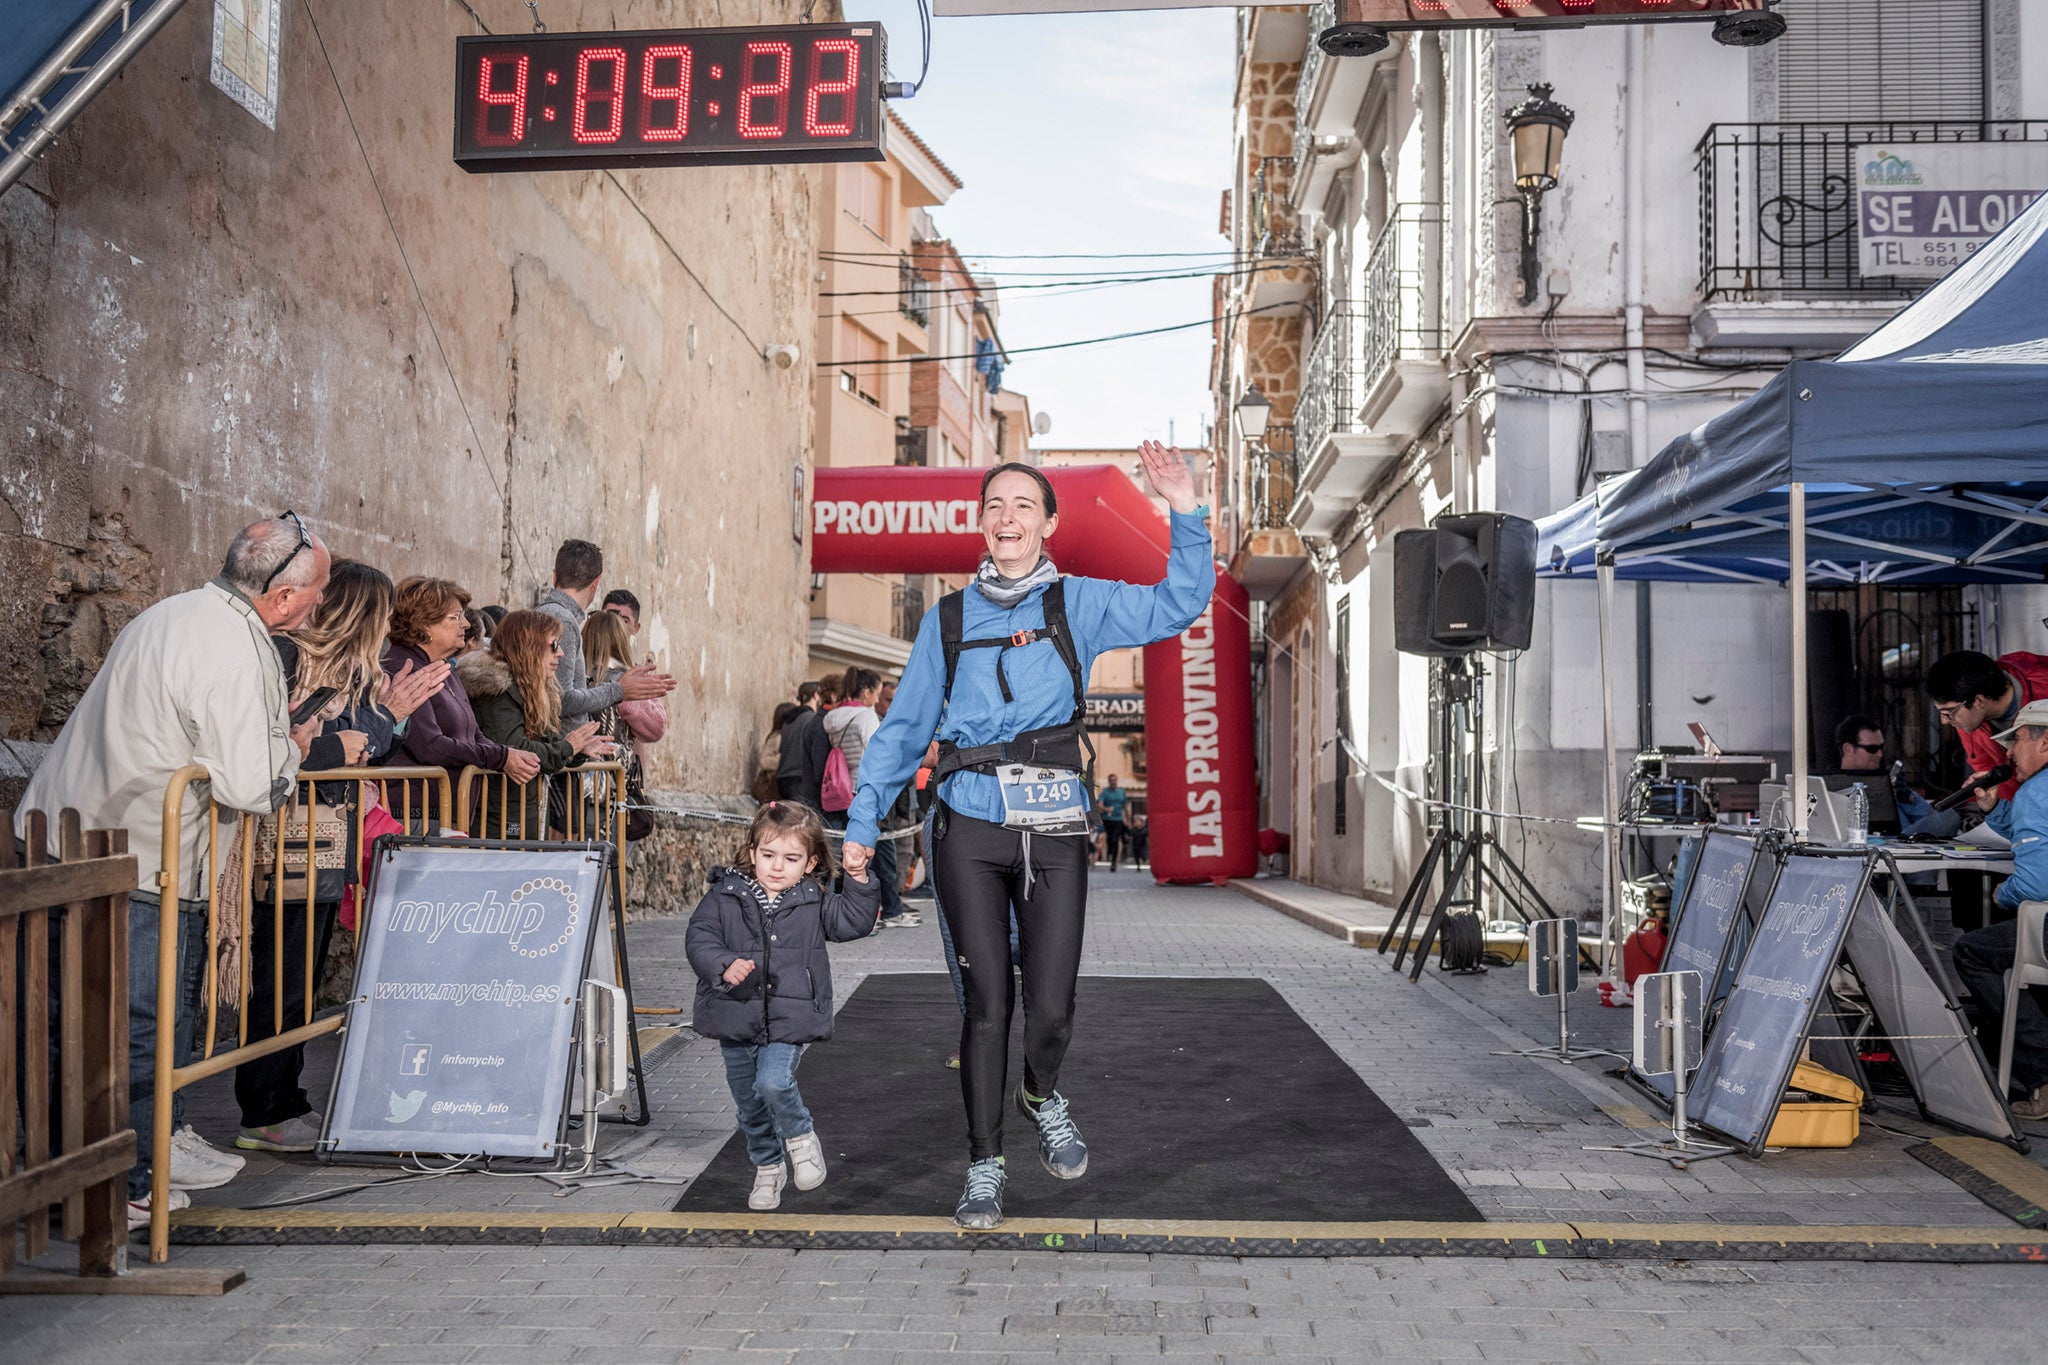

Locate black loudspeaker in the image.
[1393,513,1538,655]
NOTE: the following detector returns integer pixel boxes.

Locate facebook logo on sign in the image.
[399,1045,432,1077]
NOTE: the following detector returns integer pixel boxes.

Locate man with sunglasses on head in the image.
[16,513,331,1226]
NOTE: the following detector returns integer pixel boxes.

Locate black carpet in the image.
[673,973,1481,1223]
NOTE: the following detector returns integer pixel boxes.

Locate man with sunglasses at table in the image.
[1830,713,1960,840]
[16,512,331,1226]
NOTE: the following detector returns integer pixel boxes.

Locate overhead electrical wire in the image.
[829,274,1204,322]
[819,260,1299,300]
[819,255,1251,281]
[814,301,1292,370]
[819,249,1258,260]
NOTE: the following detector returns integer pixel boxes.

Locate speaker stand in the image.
[1378,826,1599,983]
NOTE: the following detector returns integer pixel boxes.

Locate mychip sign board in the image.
[1690,854,1867,1151]
[325,840,611,1161]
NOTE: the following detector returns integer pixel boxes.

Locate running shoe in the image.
[169,1124,244,1189]
[236,1110,323,1153]
[127,1188,190,1232]
[1017,1087,1088,1180]
[954,1156,1007,1229]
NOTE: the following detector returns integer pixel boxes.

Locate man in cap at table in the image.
[1950,698,2048,1119]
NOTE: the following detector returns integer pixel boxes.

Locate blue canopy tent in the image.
[1536,191,2048,971]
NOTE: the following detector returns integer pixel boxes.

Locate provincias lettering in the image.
[813,498,978,537]
[1181,605,1223,857]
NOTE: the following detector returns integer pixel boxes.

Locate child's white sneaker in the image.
[749,1161,787,1210]
[786,1131,827,1190]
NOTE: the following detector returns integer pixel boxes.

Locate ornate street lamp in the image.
[1504,83,1574,308]
[1234,385,1273,444]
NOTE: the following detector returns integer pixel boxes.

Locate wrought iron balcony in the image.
[1250,156,1305,258]
[1247,423,1298,532]
[1697,121,2048,303]
[1296,310,1357,476]
[1291,0,1336,171]
[1361,204,1444,399]
[898,254,931,327]
[1291,205,1447,538]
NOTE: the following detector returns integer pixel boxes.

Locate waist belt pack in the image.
[930,580,1095,835]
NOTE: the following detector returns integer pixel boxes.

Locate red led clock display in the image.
[1333,0,1767,23]
[454,23,885,172]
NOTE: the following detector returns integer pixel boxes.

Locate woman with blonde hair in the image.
[282,561,446,770]
[459,610,614,835]
[234,559,448,1159]
[583,609,667,839]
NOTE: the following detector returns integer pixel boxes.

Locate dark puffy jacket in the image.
[456,650,578,836]
[686,868,881,1044]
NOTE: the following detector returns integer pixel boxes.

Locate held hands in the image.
[502,748,543,784]
[1970,770,2001,813]
[378,658,450,721]
[841,841,873,879]
[1137,439,1201,516]
[289,716,321,760]
[620,662,678,701]
[723,958,756,987]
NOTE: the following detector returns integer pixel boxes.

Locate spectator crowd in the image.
[15,516,677,1228]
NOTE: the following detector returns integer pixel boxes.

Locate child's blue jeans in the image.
[720,1041,813,1167]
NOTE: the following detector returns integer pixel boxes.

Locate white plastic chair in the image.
[1998,901,2048,1095]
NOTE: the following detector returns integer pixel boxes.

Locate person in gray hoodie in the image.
[533,539,676,730]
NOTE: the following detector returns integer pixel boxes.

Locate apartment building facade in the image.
[1214,0,2048,906]
[809,110,1031,680]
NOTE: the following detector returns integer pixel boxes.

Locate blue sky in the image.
[858,3,1237,450]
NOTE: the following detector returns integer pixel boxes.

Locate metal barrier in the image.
[455,759,626,846]
[148,764,454,1264]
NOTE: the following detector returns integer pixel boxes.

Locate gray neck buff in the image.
[974,554,1058,608]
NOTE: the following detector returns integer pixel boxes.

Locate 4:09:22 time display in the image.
[453,24,886,172]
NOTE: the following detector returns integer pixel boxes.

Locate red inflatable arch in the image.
[811,465,1256,884]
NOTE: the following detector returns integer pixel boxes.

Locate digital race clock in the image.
[453,23,886,173]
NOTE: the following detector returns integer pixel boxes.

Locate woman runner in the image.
[841,442,1212,1228]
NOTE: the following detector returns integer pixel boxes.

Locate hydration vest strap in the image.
[934,579,1092,780]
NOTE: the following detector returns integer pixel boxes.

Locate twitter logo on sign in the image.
[386,1089,426,1124]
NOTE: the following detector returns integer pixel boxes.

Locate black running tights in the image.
[932,803,1089,1161]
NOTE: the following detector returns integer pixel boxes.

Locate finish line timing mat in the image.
[167,975,2048,1262]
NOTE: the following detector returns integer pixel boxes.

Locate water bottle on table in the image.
[1845,782,1869,846]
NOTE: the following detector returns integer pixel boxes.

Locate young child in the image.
[686,801,881,1210]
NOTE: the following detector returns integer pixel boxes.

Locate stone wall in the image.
[622,792,756,922]
[0,0,819,796]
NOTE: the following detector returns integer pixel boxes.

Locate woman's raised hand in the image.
[1137,439,1201,514]
[378,658,450,721]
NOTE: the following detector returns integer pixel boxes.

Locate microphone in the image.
[1932,763,2015,813]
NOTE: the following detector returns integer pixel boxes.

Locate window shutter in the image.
[1776,0,1984,122]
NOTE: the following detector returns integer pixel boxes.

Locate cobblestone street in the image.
[10,869,2045,1361]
